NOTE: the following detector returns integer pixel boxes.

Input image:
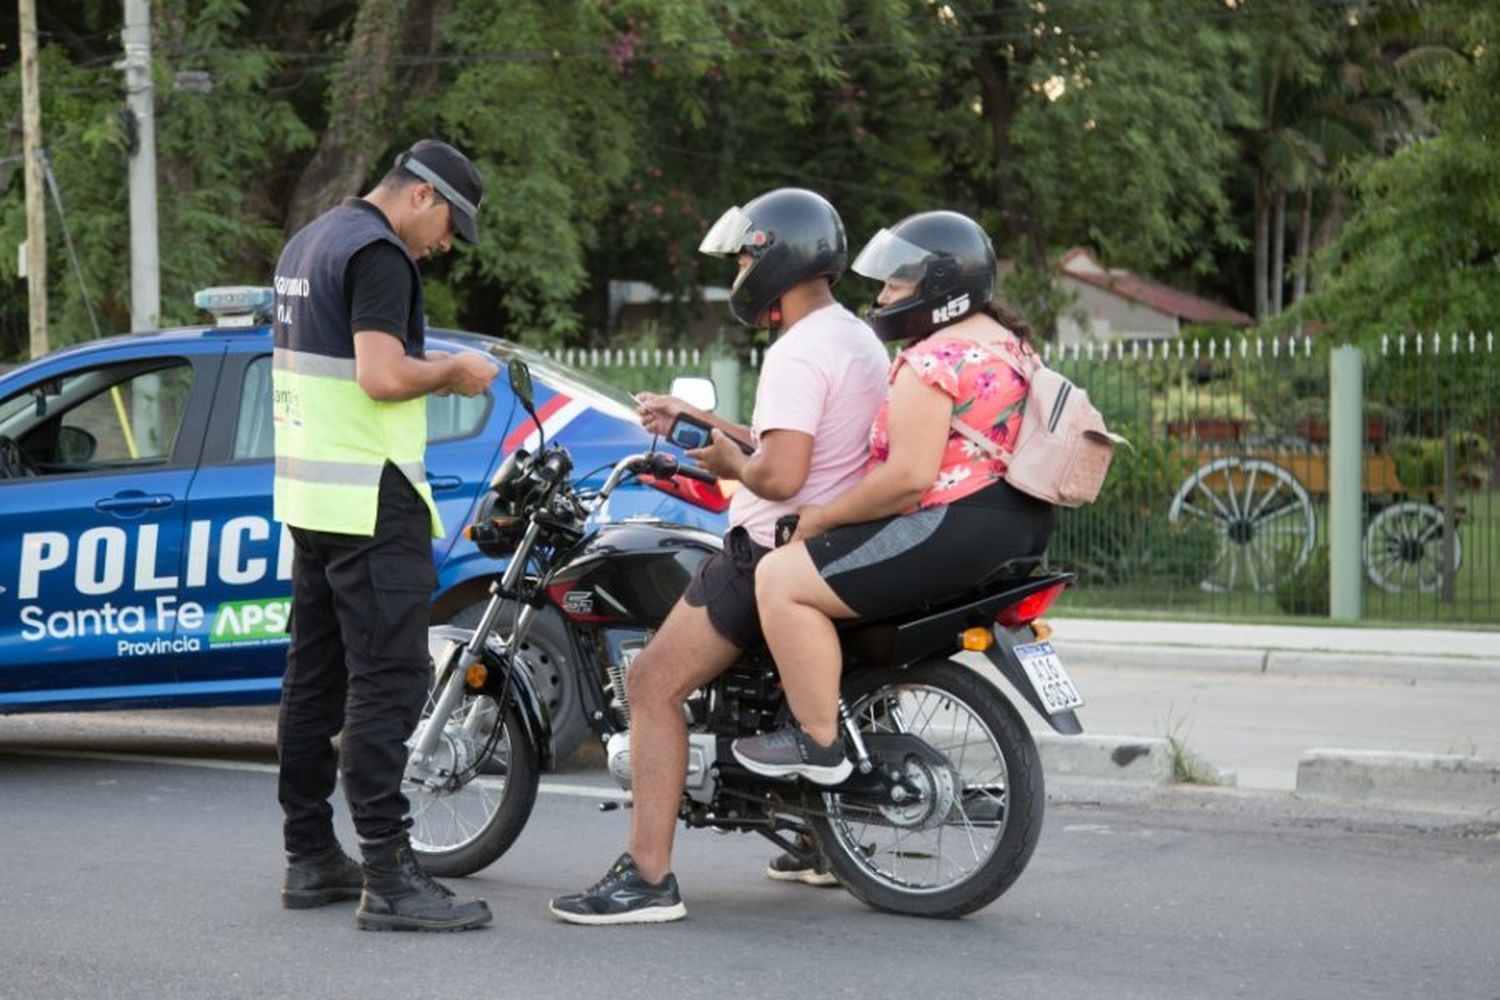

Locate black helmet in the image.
[698,188,846,329]
[852,210,997,343]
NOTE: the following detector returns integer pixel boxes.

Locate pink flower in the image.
[935,342,965,365]
[974,371,999,399]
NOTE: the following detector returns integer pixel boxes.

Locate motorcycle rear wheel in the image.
[811,658,1045,918]
[404,693,540,877]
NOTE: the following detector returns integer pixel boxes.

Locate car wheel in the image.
[444,600,588,762]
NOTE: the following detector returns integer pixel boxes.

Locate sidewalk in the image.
[1053,616,1500,682]
[990,616,1500,811]
[2,617,1496,814]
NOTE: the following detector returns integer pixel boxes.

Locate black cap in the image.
[399,139,483,244]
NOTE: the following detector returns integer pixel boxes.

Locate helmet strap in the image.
[766,301,783,331]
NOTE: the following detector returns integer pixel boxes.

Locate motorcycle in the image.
[402,360,1087,918]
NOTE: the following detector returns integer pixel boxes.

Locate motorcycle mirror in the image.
[509,360,535,410]
[669,376,717,413]
[508,359,546,451]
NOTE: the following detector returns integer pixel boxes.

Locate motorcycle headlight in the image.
[465,491,527,556]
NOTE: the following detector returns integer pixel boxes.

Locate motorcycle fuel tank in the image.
[545,520,721,627]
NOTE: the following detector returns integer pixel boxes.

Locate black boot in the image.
[356,833,492,932]
[282,844,364,909]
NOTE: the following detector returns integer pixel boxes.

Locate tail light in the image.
[994,580,1068,628]
[640,473,731,513]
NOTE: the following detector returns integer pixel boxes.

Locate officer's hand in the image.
[685,429,748,480]
[635,392,685,436]
[448,354,497,397]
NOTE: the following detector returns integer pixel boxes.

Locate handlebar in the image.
[595,450,716,500]
[670,460,717,484]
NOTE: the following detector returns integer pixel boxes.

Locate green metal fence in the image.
[551,333,1498,626]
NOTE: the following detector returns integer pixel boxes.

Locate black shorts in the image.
[682,527,771,651]
[806,480,1055,618]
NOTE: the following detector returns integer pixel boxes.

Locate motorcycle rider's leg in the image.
[624,598,741,884]
[754,543,856,748]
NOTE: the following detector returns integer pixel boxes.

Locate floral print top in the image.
[868,333,1035,509]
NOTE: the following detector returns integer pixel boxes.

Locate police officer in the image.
[272,138,496,932]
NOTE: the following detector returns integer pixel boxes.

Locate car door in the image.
[172,345,497,690]
[0,345,220,708]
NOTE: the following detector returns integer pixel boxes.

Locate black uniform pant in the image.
[277,464,438,856]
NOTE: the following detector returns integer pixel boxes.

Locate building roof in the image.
[1058,248,1252,326]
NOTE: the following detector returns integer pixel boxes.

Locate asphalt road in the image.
[2,749,1497,1000]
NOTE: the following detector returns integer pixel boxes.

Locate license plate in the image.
[1012,641,1084,713]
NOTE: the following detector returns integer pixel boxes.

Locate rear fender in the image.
[983,626,1083,735]
[841,573,1072,667]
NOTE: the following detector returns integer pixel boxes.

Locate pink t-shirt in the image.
[731,303,891,546]
[868,333,1035,509]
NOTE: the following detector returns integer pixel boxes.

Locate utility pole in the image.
[19,0,48,358]
[122,0,160,331]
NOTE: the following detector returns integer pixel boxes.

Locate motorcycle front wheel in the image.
[403,690,540,877]
[811,658,1045,918]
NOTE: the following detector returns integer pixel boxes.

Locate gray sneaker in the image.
[549,853,687,926]
[766,849,839,887]
[732,725,853,785]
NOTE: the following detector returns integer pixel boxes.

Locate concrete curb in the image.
[1295,748,1500,815]
[1051,640,1500,684]
[1048,617,1500,684]
[1037,733,1173,787]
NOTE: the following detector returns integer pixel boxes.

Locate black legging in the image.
[804,479,1055,618]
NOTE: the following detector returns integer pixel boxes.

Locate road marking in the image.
[0,747,630,800]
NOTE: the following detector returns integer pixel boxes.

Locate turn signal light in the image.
[1031,620,1054,641]
[465,663,488,688]
[960,627,994,652]
[463,515,520,541]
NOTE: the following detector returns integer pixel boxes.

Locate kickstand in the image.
[755,824,818,866]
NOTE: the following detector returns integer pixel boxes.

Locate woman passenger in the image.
[731,210,1056,783]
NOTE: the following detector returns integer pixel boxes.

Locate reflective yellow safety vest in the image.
[271,201,443,538]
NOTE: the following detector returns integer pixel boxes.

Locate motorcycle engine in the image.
[605,730,719,804]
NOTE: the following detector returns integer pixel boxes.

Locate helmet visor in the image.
[698,205,754,256]
[851,228,934,284]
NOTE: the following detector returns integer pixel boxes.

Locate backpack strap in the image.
[950,415,1010,462]
[947,335,1036,464]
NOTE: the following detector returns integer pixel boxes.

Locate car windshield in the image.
[433,330,640,423]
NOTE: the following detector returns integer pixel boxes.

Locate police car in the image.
[0,287,729,755]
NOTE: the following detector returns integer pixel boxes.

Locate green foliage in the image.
[0,0,310,355]
[1393,433,1493,492]
[1009,1,1253,274]
[1049,427,1218,588]
[0,0,1475,363]
[1274,544,1329,617]
[1297,5,1500,338]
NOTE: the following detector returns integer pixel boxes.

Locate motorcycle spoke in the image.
[825,681,1008,894]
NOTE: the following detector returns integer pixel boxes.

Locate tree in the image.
[924,0,1253,335]
[1298,4,1499,338]
[0,0,310,353]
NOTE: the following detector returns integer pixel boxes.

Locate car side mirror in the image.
[670,376,717,413]
[57,425,97,464]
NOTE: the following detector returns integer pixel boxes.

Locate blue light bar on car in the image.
[194,286,275,328]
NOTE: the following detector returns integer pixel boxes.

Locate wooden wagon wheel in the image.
[1362,501,1463,594]
[1168,457,1317,592]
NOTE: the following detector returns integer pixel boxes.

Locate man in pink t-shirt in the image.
[549,188,888,926]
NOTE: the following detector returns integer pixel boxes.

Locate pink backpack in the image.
[950,355,1127,508]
